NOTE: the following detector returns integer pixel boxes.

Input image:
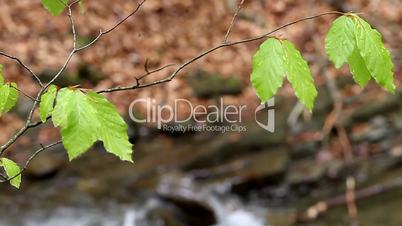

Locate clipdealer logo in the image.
[128,98,275,133]
[254,98,275,132]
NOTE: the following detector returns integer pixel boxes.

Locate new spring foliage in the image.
[0,6,396,188]
[251,14,395,110]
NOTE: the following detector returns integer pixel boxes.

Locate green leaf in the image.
[1,158,21,188]
[52,88,99,160]
[325,16,356,69]
[348,48,371,87]
[353,16,395,92]
[283,40,317,111]
[0,64,4,86]
[87,92,133,162]
[41,0,68,16]
[251,38,286,102]
[52,88,133,161]
[40,85,58,122]
[0,83,19,116]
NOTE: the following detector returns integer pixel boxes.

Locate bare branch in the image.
[137,63,177,82]
[0,51,43,87]
[67,4,78,49]
[0,103,38,156]
[75,0,147,52]
[0,140,62,184]
[0,0,149,156]
[46,0,148,88]
[102,0,147,35]
[0,6,345,182]
[223,0,246,43]
[99,11,345,93]
[11,85,40,102]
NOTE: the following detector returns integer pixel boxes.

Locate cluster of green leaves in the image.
[251,14,395,110]
[0,6,396,189]
[0,68,132,188]
[41,87,133,162]
[325,15,395,92]
[251,38,317,110]
[0,66,21,188]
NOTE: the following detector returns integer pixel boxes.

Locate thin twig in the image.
[99,11,345,93]
[0,0,149,156]
[75,0,147,52]
[11,85,40,102]
[137,63,177,82]
[0,101,38,155]
[0,51,43,87]
[0,8,345,181]
[0,11,343,155]
[47,0,147,87]
[0,141,62,183]
[67,4,78,49]
[223,0,245,43]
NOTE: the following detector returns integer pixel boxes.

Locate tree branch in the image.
[75,0,147,53]
[0,51,43,87]
[11,85,40,102]
[67,3,78,49]
[0,0,148,156]
[0,5,345,182]
[223,0,246,43]
[99,11,345,93]
[0,141,62,184]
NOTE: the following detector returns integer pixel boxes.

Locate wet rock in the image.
[190,159,249,181]
[126,111,162,142]
[290,141,320,160]
[76,63,104,86]
[75,178,110,198]
[231,148,289,195]
[313,86,333,114]
[39,64,103,87]
[182,124,286,171]
[26,152,65,179]
[187,70,243,99]
[147,207,186,226]
[352,127,390,143]
[125,173,160,194]
[351,117,392,143]
[14,96,33,119]
[367,149,402,173]
[156,194,217,226]
[267,209,297,226]
[39,69,81,87]
[346,94,400,125]
[286,158,344,193]
[236,123,286,149]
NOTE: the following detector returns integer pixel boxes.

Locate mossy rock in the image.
[39,69,81,87]
[187,69,243,99]
[39,64,103,87]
